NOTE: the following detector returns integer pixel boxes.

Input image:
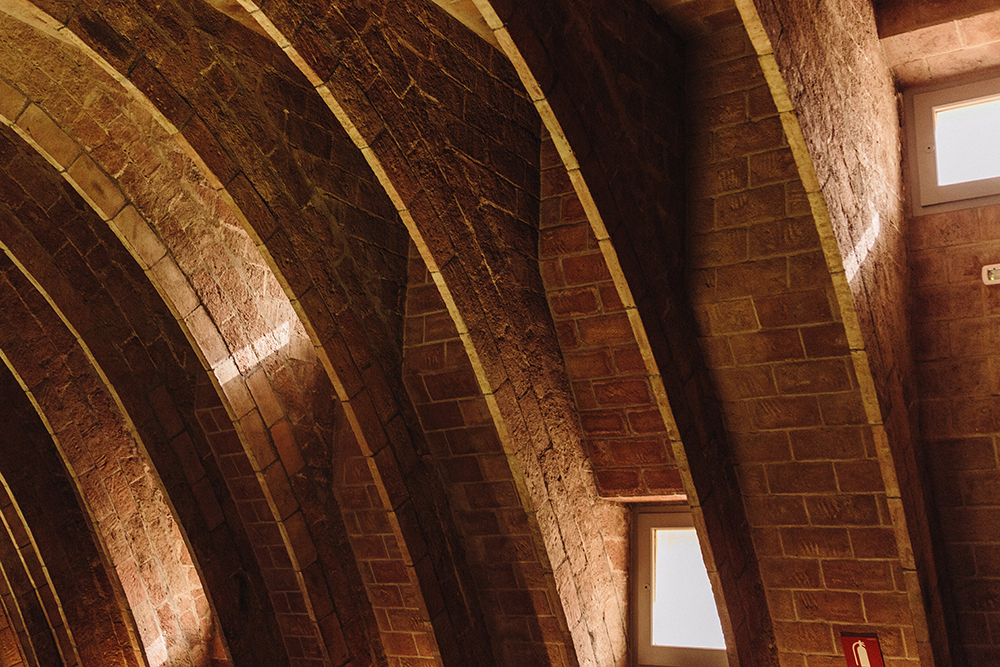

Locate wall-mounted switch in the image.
[983,264,1000,285]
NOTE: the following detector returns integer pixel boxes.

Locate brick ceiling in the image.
[0,1,997,667]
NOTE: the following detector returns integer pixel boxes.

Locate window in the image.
[633,507,728,667]
[907,75,1000,213]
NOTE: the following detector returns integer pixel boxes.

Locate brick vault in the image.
[0,0,995,665]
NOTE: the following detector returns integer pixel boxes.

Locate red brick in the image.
[817,392,867,426]
[780,527,852,557]
[442,457,483,483]
[576,314,633,347]
[416,401,465,430]
[464,482,519,509]
[794,590,863,622]
[539,223,590,258]
[925,437,995,470]
[712,365,777,401]
[713,116,785,158]
[592,378,651,406]
[561,253,612,285]
[748,84,779,118]
[834,460,884,493]
[773,621,834,654]
[730,329,804,364]
[913,283,982,322]
[613,346,645,373]
[731,431,792,462]
[767,462,837,494]
[789,427,865,460]
[863,592,911,624]
[754,290,832,328]
[821,560,894,591]
[579,410,627,436]
[689,157,748,198]
[688,228,749,268]
[599,284,624,312]
[749,149,798,186]
[423,369,480,401]
[918,357,990,397]
[541,167,573,198]
[595,469,643,495]
[751,396,822,429]
[850,528,899,559]
[549,287,601,317]
[801,323,849,358]
[563,349,614,378]
[705,299,758,334]
[759,558,821,589]
[627,407,666,434]
[715,185,786,228]
[604,437,669,466]
[643,467,683,493]
[745,495,808,526]
[805,495,879,526]
[909,208,978,249]
[697,55,760,97]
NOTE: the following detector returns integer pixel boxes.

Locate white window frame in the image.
[633,506,729,667]
[906,74,1000,215]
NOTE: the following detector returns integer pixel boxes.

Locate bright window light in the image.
[652,527,726,650]
[635,509,728,667]
[935,95,1000,186]
[909,76,1000,211]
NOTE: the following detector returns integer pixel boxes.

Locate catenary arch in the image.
[0,298,148,667]
[0,113,285,666]
[0,49,349,667]
[0,1,626,666]
[0,4,499,666]
[199,1,634,665]
[0,1,672,667]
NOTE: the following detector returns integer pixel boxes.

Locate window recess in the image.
[908,75,1000,213]
[633,507,728,667]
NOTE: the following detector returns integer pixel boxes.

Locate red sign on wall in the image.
[840,634,885,667]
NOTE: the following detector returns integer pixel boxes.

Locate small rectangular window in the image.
[908,76,1000,212]
[634,507,727,667]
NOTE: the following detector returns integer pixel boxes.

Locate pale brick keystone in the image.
[0,79,26,123]
[183,306,230,368]
[112,205,166,270]
[16,105,79,169]
[148,255,199,320]
[66,153,125,220]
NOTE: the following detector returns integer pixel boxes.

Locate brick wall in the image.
[686,19,921,665]
[911,203,1000,664]
[0,599,26,667]
[0,13,458,667]
[746,0,945,660]
[0,346,143,667]
[0,70,291,664]
[475,0,775,663]
[403,243,574,667]
[538,135,683,499]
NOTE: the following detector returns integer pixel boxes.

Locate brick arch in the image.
[466,1,775,664]
[0,601,27,667]
[0,324,146,667]
[0,88,293,666]
[0,5,481,666]
[0,2,594,666]
[0,140,225,666]
[184,2,643,666]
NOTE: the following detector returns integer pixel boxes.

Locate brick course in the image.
[911,203,1000,664]
[685,20,918,666]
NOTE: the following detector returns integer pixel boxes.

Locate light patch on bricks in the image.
[843,211,881,282]
[214,321,292,383]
